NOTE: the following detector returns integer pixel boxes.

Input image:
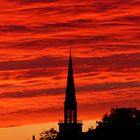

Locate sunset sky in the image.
[0,0,140,140]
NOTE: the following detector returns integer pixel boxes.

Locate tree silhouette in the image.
[94,107,140,139]
[96,107,140,129]
[39,128,58,140]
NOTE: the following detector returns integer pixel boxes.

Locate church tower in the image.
[64,48,77,124]
[58,48,83,136]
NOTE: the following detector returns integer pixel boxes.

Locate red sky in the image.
[0,0,140,133]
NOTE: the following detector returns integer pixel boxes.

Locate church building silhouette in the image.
[32,48,83,140]
[58,49,83,139]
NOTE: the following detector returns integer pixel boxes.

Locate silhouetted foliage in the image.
[39,128,58,140]
[85,107,140,140]
[96,107,140,129]
[38,107,140,140]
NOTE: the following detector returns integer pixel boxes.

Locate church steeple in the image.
[64,47,77,123]
[58,46,82,136]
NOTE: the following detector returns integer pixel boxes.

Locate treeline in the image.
[38,107,140,140]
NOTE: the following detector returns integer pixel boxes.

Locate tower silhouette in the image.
[58,48,83,137]
[64,48,77,124]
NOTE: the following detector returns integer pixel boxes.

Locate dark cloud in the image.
[15,68,60,80]
[0,83,16,88]
[78,81,140,92]
[75,52,140,72]
[111,15,140,24]
[0,25,30,33]
[1,39,67,50]
[0,56,67,71]
[6,0,57,4]
[0,87,64,98]
[0,18,92,34]
[0,106,60,117]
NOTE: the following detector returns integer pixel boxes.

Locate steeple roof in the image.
[65,48,76,108]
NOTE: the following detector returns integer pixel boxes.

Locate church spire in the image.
[64,44,77,123]
[65,46,76,102]
[58,44,83,135]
